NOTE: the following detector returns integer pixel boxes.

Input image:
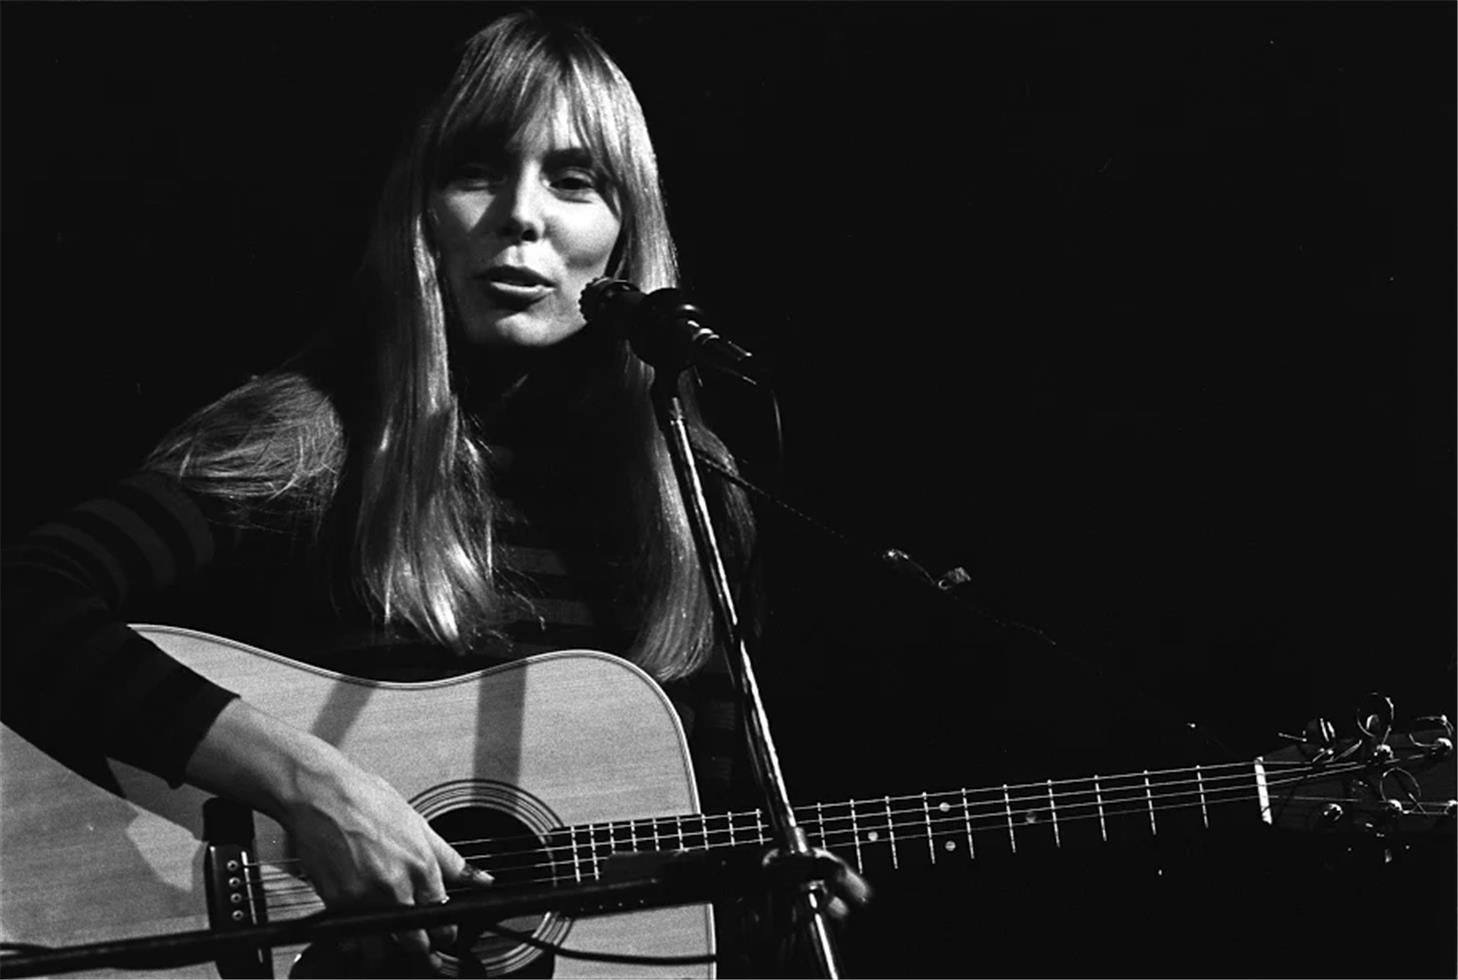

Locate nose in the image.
[493,168,545,243]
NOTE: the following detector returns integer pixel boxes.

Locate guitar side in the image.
[0,626,713,978]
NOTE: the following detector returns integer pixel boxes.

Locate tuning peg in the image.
[1306,717,1335,746]
[1356,693,1394,740]
[935,566,972,591]
[1320,803,1345,825]
[1278,717,1335,745]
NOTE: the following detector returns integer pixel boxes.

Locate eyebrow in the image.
[540,146,599,169]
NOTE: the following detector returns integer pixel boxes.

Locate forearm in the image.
[182,696,481,925]
[183,697,362,825]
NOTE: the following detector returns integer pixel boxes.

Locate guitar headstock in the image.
[1259,694,1455,836]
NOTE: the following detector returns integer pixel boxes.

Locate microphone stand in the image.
[650,369,842,979]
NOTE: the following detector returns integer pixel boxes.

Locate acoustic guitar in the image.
[1,626,1452,978]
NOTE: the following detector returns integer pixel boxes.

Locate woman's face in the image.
[430,101,622,349]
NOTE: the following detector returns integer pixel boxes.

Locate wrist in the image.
[184,697,354,823]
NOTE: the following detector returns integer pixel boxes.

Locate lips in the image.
[477,266,553,310]
[479,265,553,287]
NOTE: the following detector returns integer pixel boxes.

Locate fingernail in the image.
[464,863,494,884]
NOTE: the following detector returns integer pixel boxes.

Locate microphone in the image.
[579,278,769,386]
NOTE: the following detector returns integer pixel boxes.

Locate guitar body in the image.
[0,626,714,978]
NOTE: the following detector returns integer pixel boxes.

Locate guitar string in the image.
[246,768,1376,907]
[254,782,1380,915]
[253,777,1381,914]
[237,755,1388,880]
[241,763,1295,884]
[239,759,1388,892]
[240,754,1403,888]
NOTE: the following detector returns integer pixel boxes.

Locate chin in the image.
[469,314,585,349]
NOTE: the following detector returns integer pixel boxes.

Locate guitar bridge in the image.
[202,798,272,979]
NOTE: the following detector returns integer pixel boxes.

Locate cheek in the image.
[567,210,623,274]
[430,198,478,270]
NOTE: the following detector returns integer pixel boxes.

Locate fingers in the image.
[421,838,494,954]
[831,863,872,909]
[434,824,495,890]
[451,860,496,888]
[808,847,871,922]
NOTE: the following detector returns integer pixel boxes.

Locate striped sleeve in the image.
[1,471,240,786]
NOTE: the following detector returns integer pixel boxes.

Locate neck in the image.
[455,329,624,447]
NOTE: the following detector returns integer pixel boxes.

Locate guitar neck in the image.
[545,759,1281,881]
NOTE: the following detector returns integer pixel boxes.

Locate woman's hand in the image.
[810,847,871,921]
[185,699,491,962]
[281,758,492,958]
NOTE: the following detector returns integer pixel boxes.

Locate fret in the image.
[1146,765,1211,840]
[1196,767,1209,830]
[846,798,897,875]
[627,818,639,852]
[1046,780,1061,848]
[1203,759,1269,832]
[1094,775,1108,843]
[848,802,864,871]
[608,820,619,855]
[1002,781,1060,856]
[681,813,707,853]
[883,796,900,871]
[960,788,975,860]
[921,792,936,865]
[1002,784,1017,855]
[569,824,583,884]
[812,801,827,851]
[650,816,662,852]
[704,811,732,852]
[544,828,569,886]
[755,809,767,846]
[675,814,686,852]
[729,809,761,847]
[1048,778,1106,851]
[1096,771,1161,846]
[588,822,603,880]
[963,786,1014,860]
[1143,771,1157,836]
[933,793,968,863]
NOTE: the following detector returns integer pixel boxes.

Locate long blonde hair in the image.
[148,13,753,682]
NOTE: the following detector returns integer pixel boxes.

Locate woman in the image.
[3,11,857,972]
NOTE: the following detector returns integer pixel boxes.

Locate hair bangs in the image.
[428,20,658,276]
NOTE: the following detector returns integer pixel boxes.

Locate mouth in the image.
[477,267,553,309]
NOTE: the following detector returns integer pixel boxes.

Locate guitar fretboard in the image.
[527,759,1285,884]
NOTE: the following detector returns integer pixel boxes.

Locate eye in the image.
[550,166,606,197]
[449,161,505,190]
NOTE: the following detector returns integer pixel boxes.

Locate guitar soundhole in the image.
[429,804,565,977]
[289,792,570,979]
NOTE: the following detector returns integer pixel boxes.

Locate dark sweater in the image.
[0,457,744,811]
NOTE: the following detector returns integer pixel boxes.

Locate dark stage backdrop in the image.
[3,3,1454,977]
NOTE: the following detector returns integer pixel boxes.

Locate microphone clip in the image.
[580,277,769,387]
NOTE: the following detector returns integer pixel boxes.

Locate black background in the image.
[3,3,1454,976]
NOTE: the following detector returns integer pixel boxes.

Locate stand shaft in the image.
[652,376,840,978]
